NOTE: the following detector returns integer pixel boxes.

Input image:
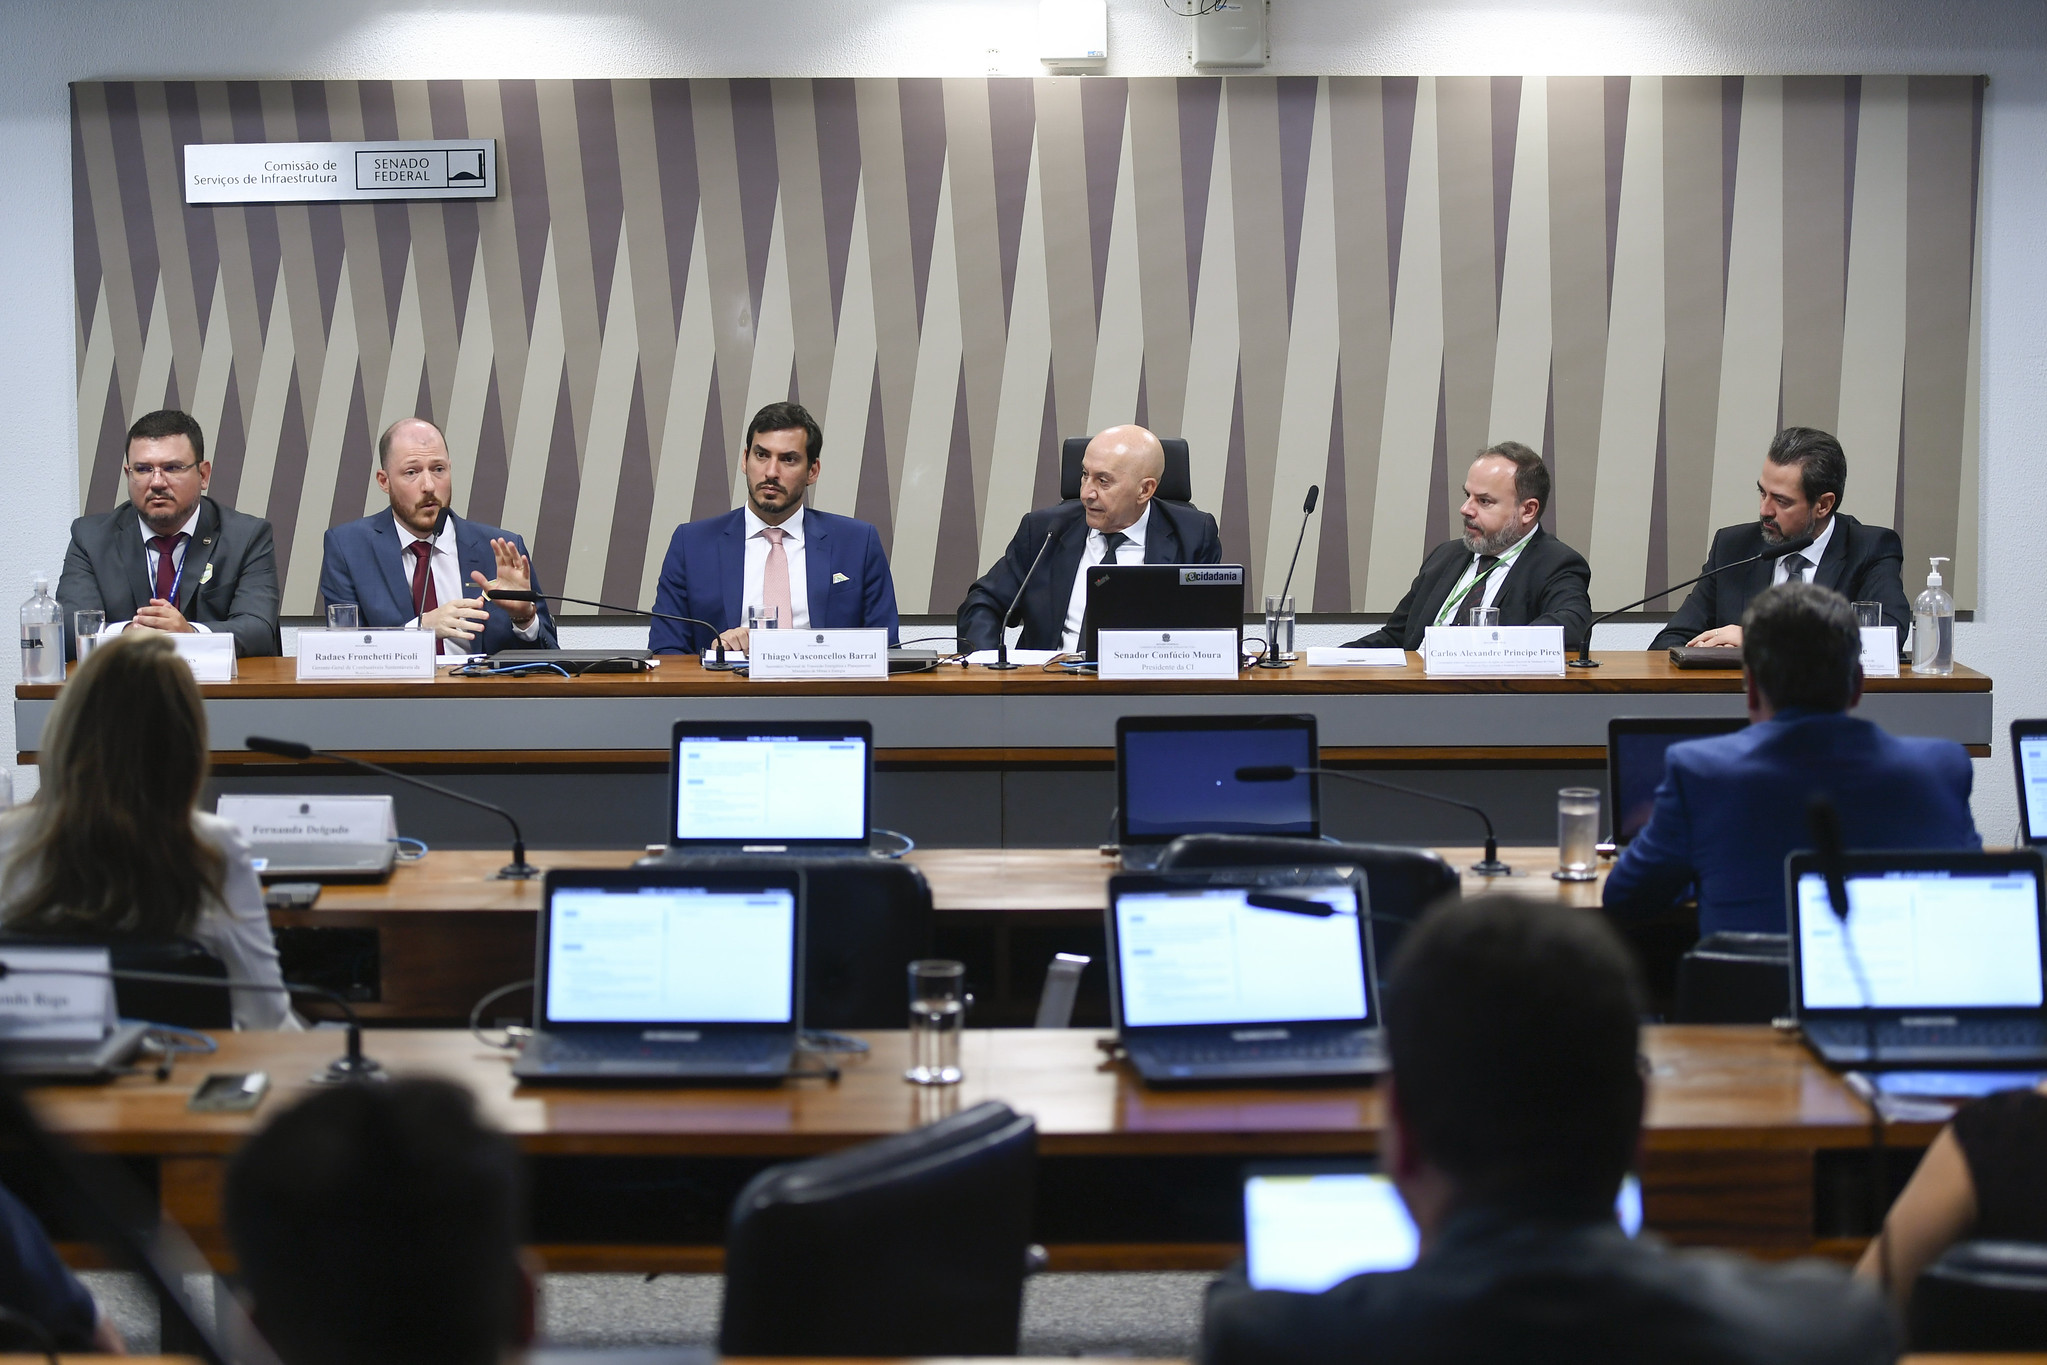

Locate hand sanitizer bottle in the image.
[18,575,61,684]
[1912,556,1954,676]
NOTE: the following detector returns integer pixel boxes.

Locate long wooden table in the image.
[27,1025,1920,1274]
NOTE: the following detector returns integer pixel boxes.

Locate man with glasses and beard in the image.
[56,408,281,659]
[1342,442,1591,652]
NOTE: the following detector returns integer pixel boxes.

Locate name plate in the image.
[1861,626,1901,679]
[749,629,889,680]
[171,632,237,682]
[296,629,438,680]
[1097,628,1240,679]
[0,946,113,1041]
[1422,625,1566,676]
[217,794,398,844]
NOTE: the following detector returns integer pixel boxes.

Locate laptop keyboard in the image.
[1808,1019,2047,1051]
[1138,1033,1373,1066]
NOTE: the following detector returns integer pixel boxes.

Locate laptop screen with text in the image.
[671,726,869,844]
[2019,732,2047,843]
[1112,883,1368,1029]
[1794,866,2046,1012]
[544,884,797,1026]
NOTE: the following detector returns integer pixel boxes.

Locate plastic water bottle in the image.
[19,575,61,683]
[1912,556,1955,677]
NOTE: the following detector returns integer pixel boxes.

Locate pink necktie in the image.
[762,527,794,629]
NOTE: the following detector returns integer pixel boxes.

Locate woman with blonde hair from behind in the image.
[0,631,295,1028]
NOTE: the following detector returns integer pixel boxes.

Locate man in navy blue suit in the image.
[1604,582,1979,937]
[648,401,899,654]
[318,418,558,656]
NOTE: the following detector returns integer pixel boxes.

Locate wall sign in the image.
[183,140,497,204]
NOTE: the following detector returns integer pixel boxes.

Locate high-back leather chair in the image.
[0,933,232,1029]
[719,1100,1038,1355]
[1670,932,1790,1024]
[1060,437,1195,502]
[1908,1239,2047,1351]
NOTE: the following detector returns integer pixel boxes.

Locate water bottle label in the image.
[18,637,39,651]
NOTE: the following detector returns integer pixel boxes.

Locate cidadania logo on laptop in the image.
[1179,567,1244,585]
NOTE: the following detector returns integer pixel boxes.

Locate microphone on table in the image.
[483,589,741,671]
[0,960,382,1083]
[246,736,538,880]
[1567,530,1814,668]
[982,530,1057,671]
[1236,764,1510,876]
[1256,485,1320,671]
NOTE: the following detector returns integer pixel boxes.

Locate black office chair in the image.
[636,854,933,1030]
[1155,833,1460,965]
[0,933,232,1029]
[1060,436,1195,502]
[1669,932,1790,1024]
[719,1100,1038,1356]
[1908,1239,2047,1350]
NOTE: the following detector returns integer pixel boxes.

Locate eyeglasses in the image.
[125,462,200,480]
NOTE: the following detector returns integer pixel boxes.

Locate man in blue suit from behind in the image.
[318,418,558,655]
[1604,581,1978,937]
[648,401,899,654]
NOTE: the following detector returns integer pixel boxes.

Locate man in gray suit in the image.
[57,410,281,658]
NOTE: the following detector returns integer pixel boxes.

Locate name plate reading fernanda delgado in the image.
[184,140,498,204]
[296,629,438,681]
[749,629,889,680]
[1422,625,1567,676]
[1097,629,1240,680]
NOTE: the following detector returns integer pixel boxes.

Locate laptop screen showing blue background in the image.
[1120,726,1315,841]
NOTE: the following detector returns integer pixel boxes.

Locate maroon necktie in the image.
[408,541,443,654]
[148,534,187,602]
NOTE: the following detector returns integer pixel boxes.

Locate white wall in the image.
[3,0,2040,832]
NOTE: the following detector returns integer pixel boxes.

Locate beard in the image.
[1464,519,1530,557]
[1759,519,1785,544]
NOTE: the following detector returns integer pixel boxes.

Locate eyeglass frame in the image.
[123,460,204,481]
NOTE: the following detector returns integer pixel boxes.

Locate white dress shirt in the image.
[1062,502,1153,652]
[121,506,211,634]
[396,514,542,642]
[743,505,811,630]
[1771,513,1835,586]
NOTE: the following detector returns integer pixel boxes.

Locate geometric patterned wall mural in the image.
[71,76,1983,615]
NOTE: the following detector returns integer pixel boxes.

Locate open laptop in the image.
[1107,868,1383,1085]
[1082,563,1247,662]
[1787,849,2047,1069]
[1606,717,1747,845]
[1242,1162,1642,1291]
[487,647,653,674]
[668,720,873,855]
[2009,720,2047,846]
[1116,714,1319,869]
[513,866,802,1084]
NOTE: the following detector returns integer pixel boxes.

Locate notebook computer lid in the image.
[1786,850,2047,1020]
[535,867,802,1032]
[1082,563,1246,661]
[2010,720,2047,847]
[1605,717,1747,845]
[1116,714,1319,851]
[1107,869,1374,1035]
[667,720,872,850]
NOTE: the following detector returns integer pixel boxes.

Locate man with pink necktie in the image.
[648,401,901,655]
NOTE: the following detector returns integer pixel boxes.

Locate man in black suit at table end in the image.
[957,424,1222,653]
[1343,441,1591,651]
[1200,895,1896,1365]
[1651,426,1910,650]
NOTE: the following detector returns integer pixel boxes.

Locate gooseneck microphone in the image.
[246,736,538,880]
[984,531,1057,671]
[1257,485,1321,671]
[484,589,741,671]
[1237,763,1510,875]
[1568,530,1815,668]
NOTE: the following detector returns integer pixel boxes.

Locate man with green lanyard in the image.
[1343,442,1592,652]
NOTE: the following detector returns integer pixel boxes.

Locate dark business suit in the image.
[956,499,1225,651]
[318,510,558,654]
[1603,708,1980,936]
[1649,513,1910,649]
[647,507,900,654]
[57,495,280,659]
[1343,527,1592,652]
[1202,1204,1896,1365]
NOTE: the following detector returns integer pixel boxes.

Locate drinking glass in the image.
[72,610,105,664]
[906,959,967,1085]
[1555,787,1601,882]
[1853,601,1883,629]
[1263,594,1296,662]
[326,602,360,630]
[1467,605,1501,628]
[746,604,780,632]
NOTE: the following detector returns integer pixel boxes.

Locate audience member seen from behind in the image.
[1602,581,1978,937]
[0,632,295,1029]
[1200,895,1895,1365]
[225,1078,533,1365]
[1857,1080,2047,1305]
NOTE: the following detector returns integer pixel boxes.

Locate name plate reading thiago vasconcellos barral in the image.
[1422,625,1567,676]
[295,629,438,681]
[748,629,889,681]
[1097,629,1240,680]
